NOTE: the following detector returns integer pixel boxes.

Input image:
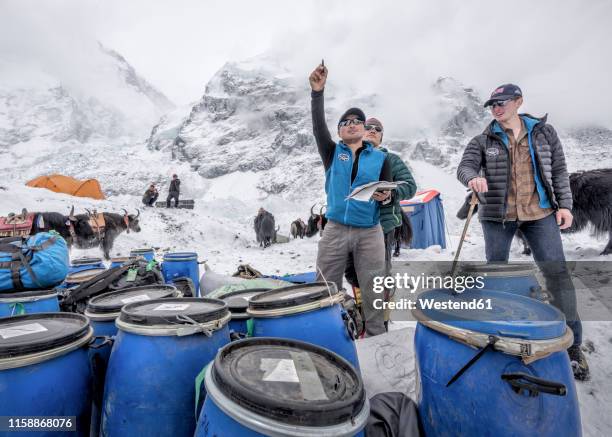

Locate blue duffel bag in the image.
[0,231,69,292]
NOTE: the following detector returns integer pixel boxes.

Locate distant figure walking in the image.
[166,174,181,208]
[142,183,159,207]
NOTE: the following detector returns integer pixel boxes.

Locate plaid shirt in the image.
[505,120,553,221]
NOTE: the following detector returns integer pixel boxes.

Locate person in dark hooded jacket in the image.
[457,83,588,380]
[166,174,181,208]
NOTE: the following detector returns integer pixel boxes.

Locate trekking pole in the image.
[450,191,479,277]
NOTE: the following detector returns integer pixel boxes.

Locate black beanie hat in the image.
[338,107,366,126]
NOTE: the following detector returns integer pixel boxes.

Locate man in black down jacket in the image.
[166,174,180,208]
[457,84,589,380]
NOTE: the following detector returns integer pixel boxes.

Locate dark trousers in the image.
[147,193,159,206]
[166,191,179,208]
[481,213,582,346]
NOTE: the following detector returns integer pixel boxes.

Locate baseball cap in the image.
[338,107,366,126]
[484,84,523,107]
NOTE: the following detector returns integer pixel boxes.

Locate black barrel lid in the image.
[460,262,536,275]
[71,257,103,266]
[211,337,365,427]
[221,289,270,316]
[0,313,90,359]
[118,297,228,326]
[0,288,58,299]
[86,285,178,315]
[248,283,338,311]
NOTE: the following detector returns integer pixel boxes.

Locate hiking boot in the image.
[567,345,591,381]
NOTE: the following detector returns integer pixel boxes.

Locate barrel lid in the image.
[0,288,58,299]
[118,297,228,326]
[130,248,154,254]
[86,285,178,315]
[210,337,365,427]
[70,257,103,266]
[249,283,338,311]
[163,252,197,260]
[0,313,90,359]
[416,288,566,340]
[66,268,106,283]
[221,289,270,317]
[459,262,536,276]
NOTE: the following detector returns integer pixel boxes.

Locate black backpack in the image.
[60,259,164,313]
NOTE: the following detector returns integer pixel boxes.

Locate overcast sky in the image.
[1,0,611,129]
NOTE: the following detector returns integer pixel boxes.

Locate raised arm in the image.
[310,64,336,170]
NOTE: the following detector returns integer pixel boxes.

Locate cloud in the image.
[2,0,610,132]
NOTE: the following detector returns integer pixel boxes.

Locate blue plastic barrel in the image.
[69,257,106,274]
[85,284,179,437]
[248,283,360,369]
[100,297,230,437]
[459,262,547,300]
[129,248,155,262]
[64,267,107,288]
[0,289,59,316]
[0,313,94,436]
[413,288,581,436]
[220,289,269,337]
[195,337,369,437]
[109,256,138,268]
[162,252,200,296]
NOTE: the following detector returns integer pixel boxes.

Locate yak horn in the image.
[69,205,76,219]
[310,204,316,216]
[135,208,140,218]
[121,208,128,216]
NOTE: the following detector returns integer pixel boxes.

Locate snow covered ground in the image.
[1,139,611,435]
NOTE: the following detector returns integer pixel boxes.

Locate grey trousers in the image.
[316,220,386,336]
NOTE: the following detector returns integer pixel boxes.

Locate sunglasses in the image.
[488,99,514,109]
[338,119,364,127]
[365,125,383,133]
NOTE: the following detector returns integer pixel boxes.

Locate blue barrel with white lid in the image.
[109,256,138,268]
[100,297,230,437]
[459,262,548,301]
[129,248,155,262]
[248,282,359,370]
[69,257,105,274]
[413,288,581,437]
[85,284,180,437]
[195,337,369,437]
[64,267,107,288]
[162,252,200,296]
[0,313,93,436]
[0,289,59,316]
[220,288,269,337]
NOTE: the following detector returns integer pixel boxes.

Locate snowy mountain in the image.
[0,42,174,151]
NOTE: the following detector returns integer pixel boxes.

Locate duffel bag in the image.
[60,258,164,313]
[0,231,69,291]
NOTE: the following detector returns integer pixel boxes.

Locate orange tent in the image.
[26,174,105,200]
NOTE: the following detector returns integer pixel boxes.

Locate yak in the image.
[565,168,612,255]
[290,218,306,239]
[29,206,96,248]
[75,209,141,260]
[305,204,327,238]
[392,212,414,257]
[254,208,277,248]
[456,168,612,256]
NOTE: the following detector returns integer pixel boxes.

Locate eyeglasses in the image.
[365,125,383,133]
[489,99,514,109]
[338,119,364,127]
